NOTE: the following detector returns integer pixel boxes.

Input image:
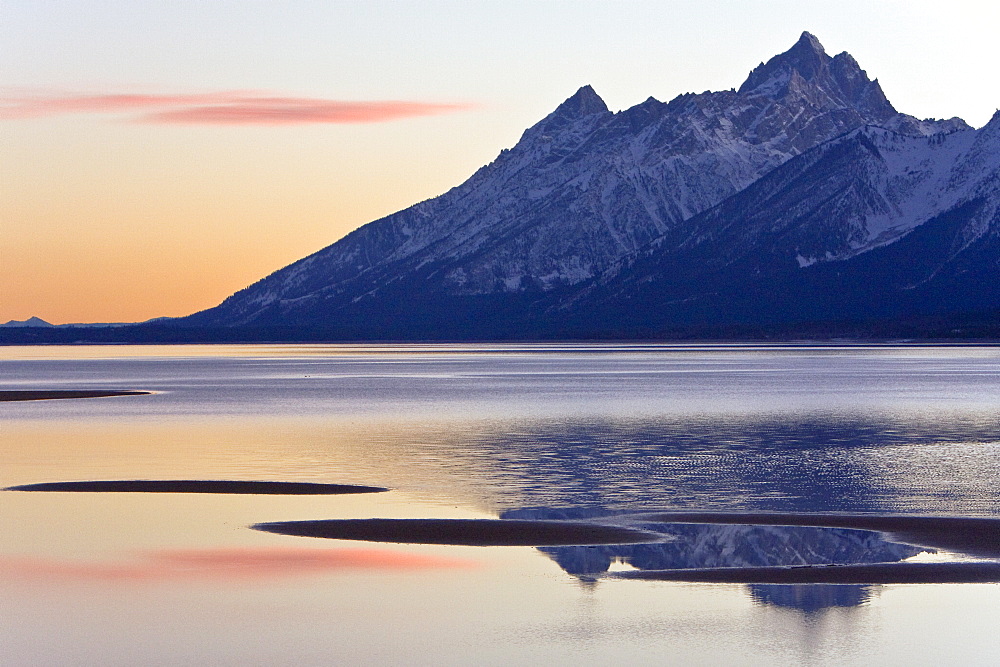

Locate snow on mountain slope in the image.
[675,112,1000,270]
[188,32,966,327]
[573,111,1000,329]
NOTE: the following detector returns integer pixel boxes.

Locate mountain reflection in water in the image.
[503,508,926,612]
[438,412,1000,516]
[748,584,875,613]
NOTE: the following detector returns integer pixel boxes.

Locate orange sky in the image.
[2,113,496,323]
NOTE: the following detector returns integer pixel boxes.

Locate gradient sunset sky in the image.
[3,1,998,324]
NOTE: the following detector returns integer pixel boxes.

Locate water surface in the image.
[3,343,1000,665]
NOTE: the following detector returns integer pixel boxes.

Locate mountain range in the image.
[570,113,1000,335]
[9,32,1000,341]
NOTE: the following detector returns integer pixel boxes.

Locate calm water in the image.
[3,343,1000,665]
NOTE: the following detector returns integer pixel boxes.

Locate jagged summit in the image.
[543,85,609,126]
[778,30,828,79]
[796,30,825,51]
[736,31,895,121]
[560,85,609,117]
[739,31,827,94]
[528,84,610,136]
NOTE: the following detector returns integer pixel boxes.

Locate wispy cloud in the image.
[0,90,474,125]
[143,98,473,125]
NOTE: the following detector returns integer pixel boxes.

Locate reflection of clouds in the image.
[0,547,477,582]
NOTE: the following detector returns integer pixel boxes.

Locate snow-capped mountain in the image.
[684,117,999,266]
[573,111,1000,330]
[184,32,974,333]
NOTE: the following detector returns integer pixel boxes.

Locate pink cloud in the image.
[0,547,478,582]
[0,90,474,125]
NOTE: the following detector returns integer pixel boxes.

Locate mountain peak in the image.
[985,108,1000,129]
[523,85,610,138]
[735,32,896,121]
[794,31,825,55]
[556,85,609,118]
[738,31,830,95]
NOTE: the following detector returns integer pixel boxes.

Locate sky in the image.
[3,0,998,325]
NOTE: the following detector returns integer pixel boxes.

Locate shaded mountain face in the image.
[570,112,1000,330]
[185,32,971,331]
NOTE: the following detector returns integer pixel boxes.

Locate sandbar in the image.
[0,390,151,402]
[5,480,389,494]
[252,518,664,546]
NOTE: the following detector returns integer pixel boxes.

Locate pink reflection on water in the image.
[0,547,479,582]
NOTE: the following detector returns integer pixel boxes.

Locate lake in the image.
[3,343,1000,665]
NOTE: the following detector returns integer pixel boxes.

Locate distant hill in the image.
[0,316,168,332]
[1,316,55,328]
